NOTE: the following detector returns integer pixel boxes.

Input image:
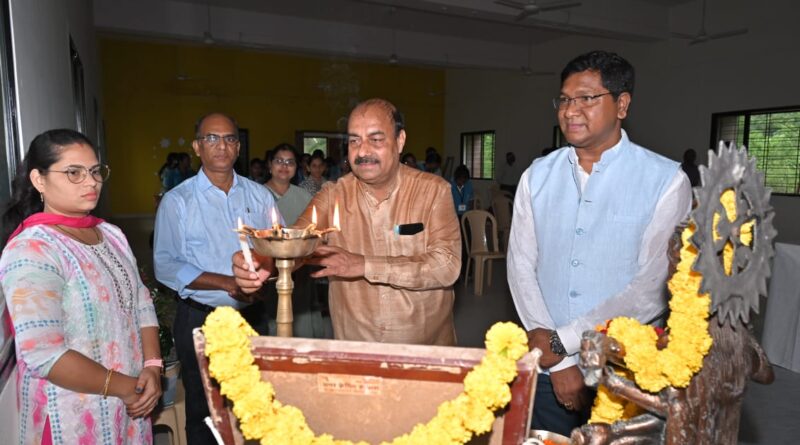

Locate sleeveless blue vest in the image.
[529,133,679,327]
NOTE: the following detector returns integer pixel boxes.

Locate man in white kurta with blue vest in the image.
[508,51,692,437]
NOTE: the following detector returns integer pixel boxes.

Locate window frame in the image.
[711,105,800,197]
[460,130,496,181]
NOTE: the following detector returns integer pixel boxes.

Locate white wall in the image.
[10,0,101,152]
[444,0,800,243]
[9,0,105,211]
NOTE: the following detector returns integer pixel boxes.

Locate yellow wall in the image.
[99,38,445,215]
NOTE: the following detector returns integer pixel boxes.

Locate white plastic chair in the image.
[491,194,513,252]
[461,210,506,296]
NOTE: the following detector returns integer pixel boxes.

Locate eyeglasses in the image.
[46,164,111,184]
[272,158,296,166]
[553,92,613,110]
[197,133,239,146]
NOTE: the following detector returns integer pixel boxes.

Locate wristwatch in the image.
[549,330,567,357]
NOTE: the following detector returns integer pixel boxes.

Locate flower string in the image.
[203,309,529,445]
[590,189,748,423]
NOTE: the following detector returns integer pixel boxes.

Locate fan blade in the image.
[495,0,525,9]
[707,28,749,40]
[538,1,582,12]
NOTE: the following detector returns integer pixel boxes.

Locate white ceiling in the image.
[94,0,740,71]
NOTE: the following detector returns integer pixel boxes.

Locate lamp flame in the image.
[271,207,280,231]
[333,201,340,231]
[312,205,317,225]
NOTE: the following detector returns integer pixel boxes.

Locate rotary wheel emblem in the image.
[690,142,777,325]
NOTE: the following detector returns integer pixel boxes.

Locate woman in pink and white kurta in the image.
[0,129,161,444]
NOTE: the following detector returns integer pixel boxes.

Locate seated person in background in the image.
[294,152,311,184]
[176,152,195,183]
[401,152,418,169]
[451,164,474,217]
[234,98,461,345]
[158,151,180,193]
[154,112,279,445]
[681,148,701,187]
[424,152,443,176]
[300,152,328,195]
[248,157,267,184]
[1,129,161,443]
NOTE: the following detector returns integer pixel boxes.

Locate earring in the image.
[40,192,44,203]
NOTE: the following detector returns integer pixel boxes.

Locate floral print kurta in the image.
[0,223,158,444]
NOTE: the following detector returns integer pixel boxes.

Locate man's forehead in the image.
[348,105,393,130]
[200,114,236,133]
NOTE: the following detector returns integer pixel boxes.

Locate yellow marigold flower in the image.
[484,322,529,360]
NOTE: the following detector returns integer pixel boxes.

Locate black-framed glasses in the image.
[197,133,239,146]
[46,164,111,184]
[552,92,613,110]
[272,158,296,166]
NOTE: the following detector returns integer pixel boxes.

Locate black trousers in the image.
[172,299,269,445]
[532,373,592,438]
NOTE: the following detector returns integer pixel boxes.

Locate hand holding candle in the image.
[237,217,256,272]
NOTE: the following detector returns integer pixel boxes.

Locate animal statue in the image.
[571,143,777,445]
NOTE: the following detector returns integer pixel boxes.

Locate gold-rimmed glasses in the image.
[45,164,111,184]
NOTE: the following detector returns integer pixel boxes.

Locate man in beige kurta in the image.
[234,98,461,345]
[296,162,460,344]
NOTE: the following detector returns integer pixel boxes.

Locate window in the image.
[712,107,800,195]
[295,130,348,163]
[461,131,495,180]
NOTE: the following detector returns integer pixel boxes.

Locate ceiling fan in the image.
[495,0,582,21]
[672,0,748,45]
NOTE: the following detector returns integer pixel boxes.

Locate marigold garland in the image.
[590,189,749,424]
[202,308,529,445]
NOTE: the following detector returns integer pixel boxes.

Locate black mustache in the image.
[354,157,379,165]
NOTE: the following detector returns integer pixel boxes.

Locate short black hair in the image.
[560,50,635,98]
[454,164,470,181]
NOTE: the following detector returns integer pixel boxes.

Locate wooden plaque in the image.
[193,329,539,445]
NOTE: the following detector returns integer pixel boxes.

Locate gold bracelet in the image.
[102,369,113,399]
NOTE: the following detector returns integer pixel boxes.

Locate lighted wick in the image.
[315,200,341,239]
[237,217,256,272]
[270,206,283,237]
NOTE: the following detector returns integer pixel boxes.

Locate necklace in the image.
[54,224,101,245]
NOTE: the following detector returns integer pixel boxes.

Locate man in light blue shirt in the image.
[154,112,279,445]
[508,51,691,437]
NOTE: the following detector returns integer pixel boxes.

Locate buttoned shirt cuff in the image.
[557,325,584,357]
[176,263,204,293]
[547,354,579,373]
[363,255,388,284]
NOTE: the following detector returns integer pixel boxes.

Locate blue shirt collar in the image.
[195,167,241,193]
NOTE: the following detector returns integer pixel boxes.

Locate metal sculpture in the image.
[572,142,777,445]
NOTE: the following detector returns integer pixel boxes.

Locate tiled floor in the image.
[119,216,798,445]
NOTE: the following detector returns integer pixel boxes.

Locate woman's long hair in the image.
[1,129,96,247]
